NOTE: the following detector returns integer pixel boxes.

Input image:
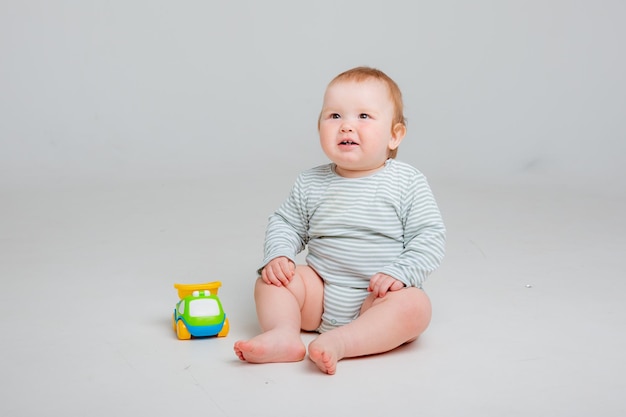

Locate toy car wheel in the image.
[176,319,192,340]
[217,318,230,337]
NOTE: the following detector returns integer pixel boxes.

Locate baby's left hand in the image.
[368,273,405,298]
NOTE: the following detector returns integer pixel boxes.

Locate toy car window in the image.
[178,301,185,315]
[189,299,220,317]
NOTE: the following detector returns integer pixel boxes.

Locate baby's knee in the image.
[253,276,268,290]
[400,287,431,317]
[403,288,432,334]
[405,288,432,314]
[383,288,432,332]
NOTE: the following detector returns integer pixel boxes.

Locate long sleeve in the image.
[378,172,446,288]
[258,175,310,273]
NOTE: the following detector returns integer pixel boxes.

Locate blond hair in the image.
[320,66,406,158]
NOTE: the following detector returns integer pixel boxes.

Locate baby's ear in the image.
[389,123,406,150]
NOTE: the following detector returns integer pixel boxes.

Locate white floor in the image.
[1,177,625,416]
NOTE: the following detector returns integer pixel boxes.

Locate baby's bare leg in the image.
[308,288,431,375]
[234,266,323,364]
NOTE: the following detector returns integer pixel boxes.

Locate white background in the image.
[2,0,624,192]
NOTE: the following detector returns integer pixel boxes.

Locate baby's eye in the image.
[359,113,370,119]
[330,113,341,119]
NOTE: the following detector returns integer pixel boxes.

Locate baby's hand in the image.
[261,256,295,287]
[368,273,405,298]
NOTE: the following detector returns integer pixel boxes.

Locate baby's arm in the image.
[261,256,295,287]
[380,174,446,288]
[259,174,309,280]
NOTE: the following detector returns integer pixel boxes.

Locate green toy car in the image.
[172,281,229,339]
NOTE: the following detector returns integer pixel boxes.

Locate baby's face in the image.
[319,79,404,178]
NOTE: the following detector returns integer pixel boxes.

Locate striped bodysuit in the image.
[260,159,446,332]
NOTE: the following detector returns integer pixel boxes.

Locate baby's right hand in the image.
[261,256,295,287]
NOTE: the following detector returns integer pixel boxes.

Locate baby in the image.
[234,66,446,375]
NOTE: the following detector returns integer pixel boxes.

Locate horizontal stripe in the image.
[261,159,446,288]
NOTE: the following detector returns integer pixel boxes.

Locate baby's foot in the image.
[234,330,306,364]
[308,335,344,375]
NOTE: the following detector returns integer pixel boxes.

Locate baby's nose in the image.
[340,123,353,132]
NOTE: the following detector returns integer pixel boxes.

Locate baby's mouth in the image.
[340,140,358,146]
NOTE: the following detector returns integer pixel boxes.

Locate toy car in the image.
[172,281,229,339]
